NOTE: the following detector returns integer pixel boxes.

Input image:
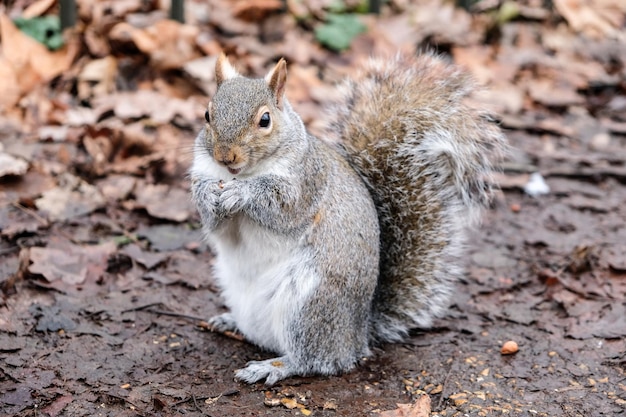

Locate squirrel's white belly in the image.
[210,217,317,354]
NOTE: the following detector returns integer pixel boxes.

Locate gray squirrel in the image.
[189,53,506,385]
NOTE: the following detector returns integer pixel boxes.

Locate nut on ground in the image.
[501,340,519,355]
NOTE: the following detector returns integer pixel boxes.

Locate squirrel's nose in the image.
[213,147,239,166]
[219,154,235,165]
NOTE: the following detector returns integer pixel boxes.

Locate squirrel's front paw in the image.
[219,180,248,214]
[235,356,297,386]
[190,178,222,206]
[191,178,225,228]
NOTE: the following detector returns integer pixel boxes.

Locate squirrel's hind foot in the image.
[205,313,246,342]
[235,356,296,385]
[207,313,238,333]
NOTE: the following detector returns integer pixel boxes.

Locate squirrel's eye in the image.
[204,110,210,123]
[259,112,270,128]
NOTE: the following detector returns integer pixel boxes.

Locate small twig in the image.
[173,395,207,407]
[122,303,163,314]
[142,309,246,342]
[10,202,78,244]
[11,202,48,226]
[126,306,247,341]
[198,321,246,342]
[128,322,153,340]
[191,394,202,413]
[146,309,205,322]
[174,392,228,411]
[104,393,145,415]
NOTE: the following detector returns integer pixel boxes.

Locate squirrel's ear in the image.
[265,58,287,109]
[215,53,239,87]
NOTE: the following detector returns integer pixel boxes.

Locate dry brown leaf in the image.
[0,13,40,95]
[65,107,98,127]
[603,244,626,272]
[134,183,193,222]
[22,0,56,18]
[0,152,28,177]
[208,0,262,36]
[83,26,111,57]
[29,247,88,285]
[0,57,22,109]
[120,122,157,151]
[40,394,73,417]
[369,14,420,56]
[452,45,495,85]
[289,0,335,18]
[82,118,166,176]
[280,398,300,409]
[286,0,310,18]
[121,243,168,270]
[0,13,72,91]
[413,0,475,45]
[35,174,105,222]
[130,20,200,70]
[323,400,338,410]
[108,21,137,48]
[0,203,47,239]
[566,302,626,339]
[233,0,284,22]
[96,91,198,125]
[97,174,136,201]
[285,65,325,104]
[38,125,70,142]
[526,79,585,107]
[29,240,116,288]
[109,0,145,16]
[554,0,625,40]
[184,56,219,95]
[376,394,431,417]
[278,29,320,65]
[77,56,118,101]
[474,83,524,115]
[0,167,56,208]
[82,135,114,176]
[128,25,159,54]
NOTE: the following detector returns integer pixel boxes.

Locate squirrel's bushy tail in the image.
[327,54,506,343]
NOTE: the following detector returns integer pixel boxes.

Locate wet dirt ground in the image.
[1,127,625,416]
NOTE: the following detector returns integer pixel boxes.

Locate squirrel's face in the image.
[204,79,279,176]
[201,54,288,177]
